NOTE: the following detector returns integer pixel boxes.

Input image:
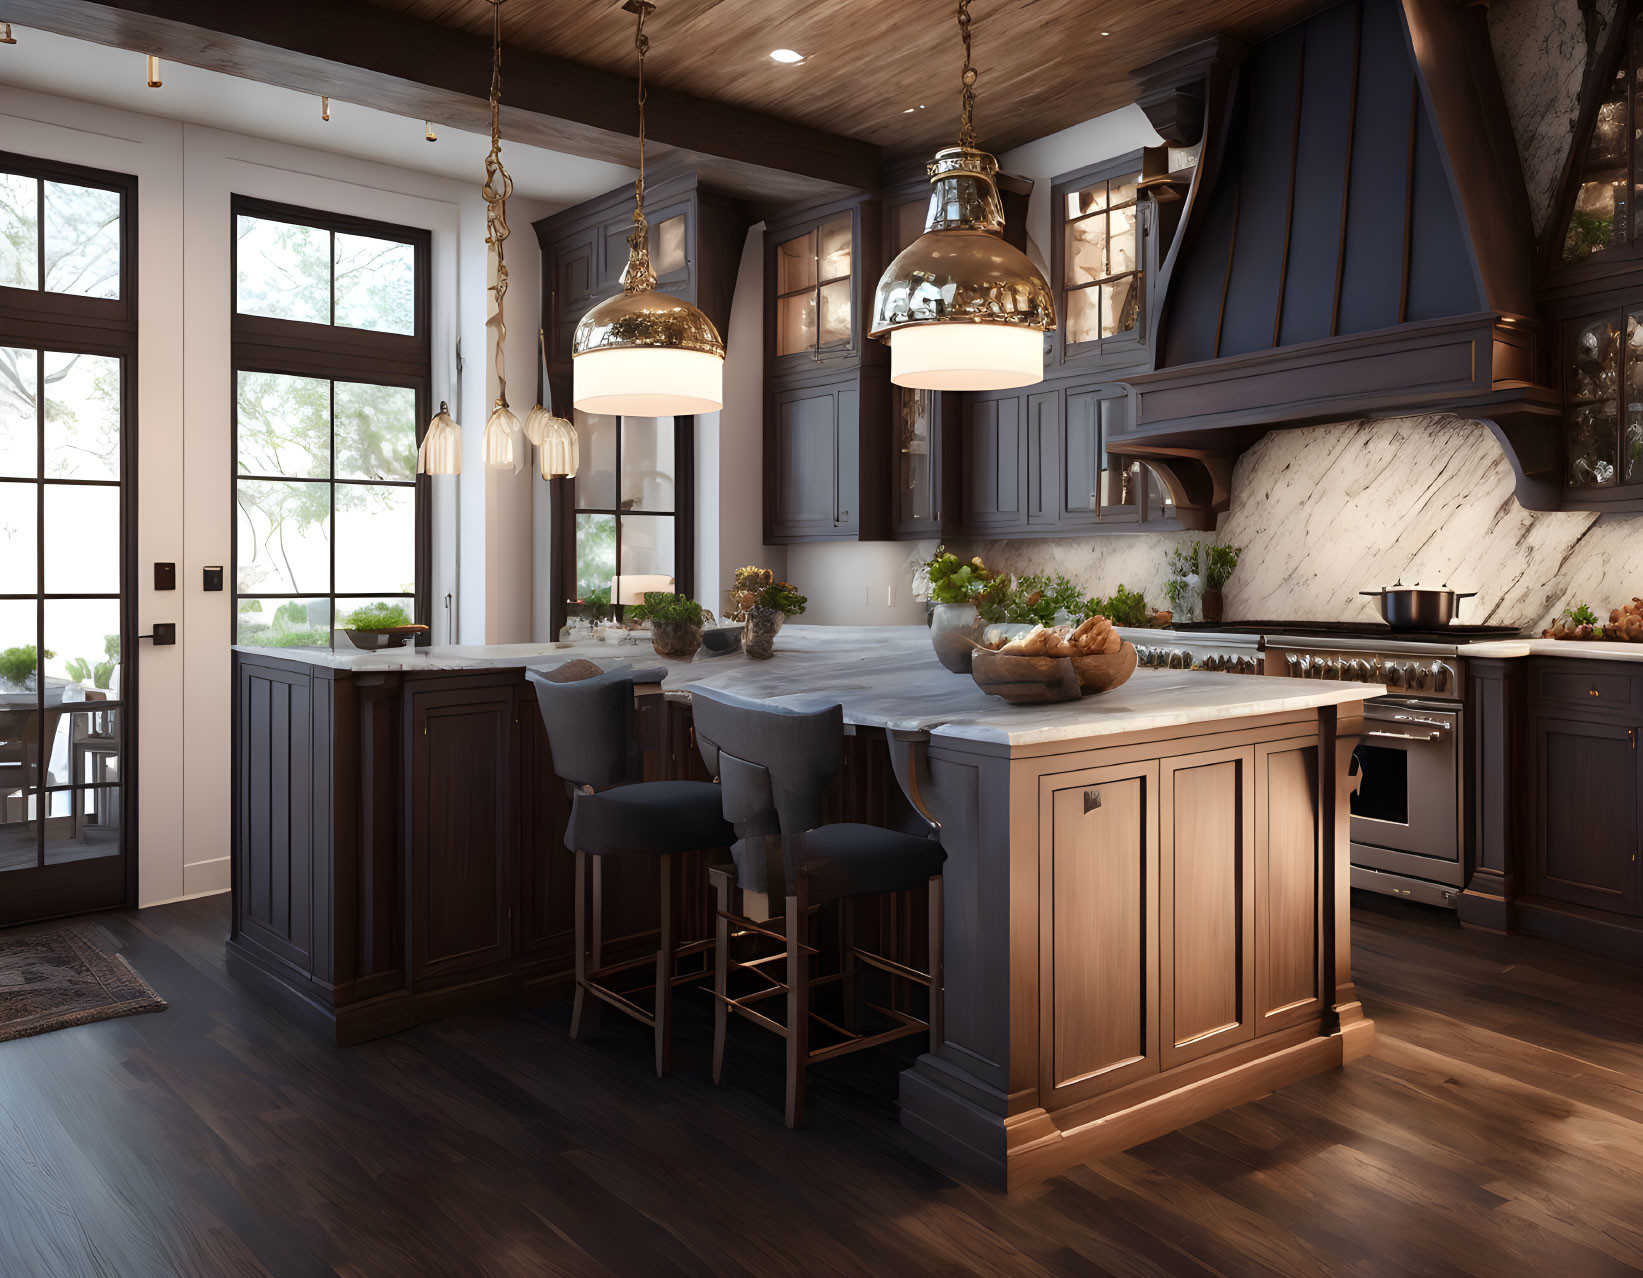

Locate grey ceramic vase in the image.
[649,619,703,658]
[930,601,985,674]
[744,606,781,660]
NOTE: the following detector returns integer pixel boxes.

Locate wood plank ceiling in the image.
[362,0,1329,158]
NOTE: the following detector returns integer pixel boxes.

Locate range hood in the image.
[1112,0,1561,525]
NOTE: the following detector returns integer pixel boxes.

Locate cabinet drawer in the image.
[1533,661,1641,714]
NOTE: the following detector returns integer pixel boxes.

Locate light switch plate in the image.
[154,562,176,591]
[203,565,224,592]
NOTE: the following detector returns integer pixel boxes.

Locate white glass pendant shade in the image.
[522,403,551,447]
[889,322,1045,391]
[573,345,723,416]
[537,411,580,480]
[417,401,462,475]
[482,400,520,471]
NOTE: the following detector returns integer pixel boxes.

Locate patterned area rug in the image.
[0,924,166,1043]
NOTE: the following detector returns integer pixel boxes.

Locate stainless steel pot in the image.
[1360,584,1477,629]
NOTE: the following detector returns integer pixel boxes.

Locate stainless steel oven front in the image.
[1349,696,1463,905]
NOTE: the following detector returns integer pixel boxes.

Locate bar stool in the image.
[688,686,946,1128]
[528,663,734,1076]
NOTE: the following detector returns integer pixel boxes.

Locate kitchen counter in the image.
[237,625,1381,749]
[1461,636,1643,662]
[232,625,1376,1186]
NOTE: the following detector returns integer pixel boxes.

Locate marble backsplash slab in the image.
[915,415,1643,633]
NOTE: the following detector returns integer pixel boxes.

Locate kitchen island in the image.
[231,626,1380,1187]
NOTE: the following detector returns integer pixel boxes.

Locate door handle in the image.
[138,623,176,646]
[1084,788,1102,813]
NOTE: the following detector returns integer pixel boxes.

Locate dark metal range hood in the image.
[1111,0,1561,523]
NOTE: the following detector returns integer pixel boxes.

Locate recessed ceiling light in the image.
[1100,30,1110,36]
[769,48,805,63]
[903,107,916,113]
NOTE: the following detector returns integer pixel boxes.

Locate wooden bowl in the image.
[344,624,428,651]
[1070,642,1138,694]
[970,650,1082,704]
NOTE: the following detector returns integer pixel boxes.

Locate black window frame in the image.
[1051,150,1153,374]
[228,196,432,648]
[0,148,139,919]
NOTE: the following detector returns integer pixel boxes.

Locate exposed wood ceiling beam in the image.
[3,0,880,202]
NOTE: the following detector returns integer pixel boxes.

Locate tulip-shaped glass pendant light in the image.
[526,330,580,479]
[869,0,1056,390]
[572,0,724,416]
[417,401,463,475]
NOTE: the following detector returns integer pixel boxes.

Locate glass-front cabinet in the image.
[1563,310,1643,495]
[765,196,878,373]
[1052,154,1152,372]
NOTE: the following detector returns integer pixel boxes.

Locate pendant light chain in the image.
[957,0,978,150]
[483,0,515,409]
[622,0,657,295]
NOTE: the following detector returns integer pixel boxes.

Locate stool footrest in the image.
[849,946,932,987]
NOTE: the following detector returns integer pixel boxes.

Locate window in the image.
[563,412,690,617]
[774,213,854,358]
[0,151,135,914]
[1063,172,1144,349]
[230,199,430,648]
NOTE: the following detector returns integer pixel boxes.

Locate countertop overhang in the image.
[235,625,1383,749]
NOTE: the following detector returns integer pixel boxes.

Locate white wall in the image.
[0,81,530,905]
[791,104,1164,625]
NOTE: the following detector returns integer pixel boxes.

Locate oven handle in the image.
[1363,727,1445,743]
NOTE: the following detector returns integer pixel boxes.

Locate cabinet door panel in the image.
[1026,390,1061,526]
[1535,716,1641,915]
[963,396,1023,528]
[409,687,516,986]
[836,384,860,534]
[1160,747,1255,1069]
[1256,740,1323,1031]
[518,688,575,961]
[236,662,314,972]
[1062,390,1103,525]
[771,386,839,538]
[1040,762,1160,1104]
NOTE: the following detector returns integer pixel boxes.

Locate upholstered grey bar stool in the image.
[688,686,946,1128]
[528,663,734,1077]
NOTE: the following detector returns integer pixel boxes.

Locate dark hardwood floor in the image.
[2,893,1641,1278]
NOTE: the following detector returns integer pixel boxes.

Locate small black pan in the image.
[1360,585,1477,629]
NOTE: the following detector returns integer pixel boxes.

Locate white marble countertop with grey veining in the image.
[236,626,1382,748]
[1459,637,1643,663]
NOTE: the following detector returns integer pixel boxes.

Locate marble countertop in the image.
[237,626,1382,748]
[1460,637,1643,662]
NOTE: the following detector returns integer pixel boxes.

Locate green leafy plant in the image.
[1164,541,1201,614]
[1002,573,1086,626]
[274,600,310,627]
[1562,603,1603,631]
[1564,208,1614,263]
[0,644,49,686]
[756,581,807,616]
[344,601,413,630]
[924,547,995,604]
[1085,584,1151,628]
[626,592,705,626]
[1204,543,1241,592]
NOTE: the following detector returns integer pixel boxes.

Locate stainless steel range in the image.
[1120,621,1526,910]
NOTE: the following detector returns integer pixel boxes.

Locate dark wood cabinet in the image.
[891,385,955,539]
[963,392,1028,533]
[765,368,889,543]
[1531,712,1641,916]
[764,194,882,376]
[407,685,518,987]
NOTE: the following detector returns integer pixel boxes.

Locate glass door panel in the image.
[0,346,129,921]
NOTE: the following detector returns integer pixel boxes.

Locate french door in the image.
[0,154,137,926]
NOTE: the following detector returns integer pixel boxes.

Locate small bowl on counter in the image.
[969,620,1139,704]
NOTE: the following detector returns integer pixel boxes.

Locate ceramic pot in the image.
[1200,588,1225,624]
[649,619,704,658]
[930,602,985,673]
[744,607,781,660]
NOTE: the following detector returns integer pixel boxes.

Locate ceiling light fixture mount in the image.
[0,23,16,45]
[321,95,330,121]
[146,54,162,88]
[572,0,725,416]
[868,0,1056,391]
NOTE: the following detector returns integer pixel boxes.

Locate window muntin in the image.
[234,213,417,335]
[1064,174,1142,349]
[775,213,853,358]
[0,171,123,300]
[570,412,679,615]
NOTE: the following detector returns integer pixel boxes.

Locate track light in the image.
[425,121,437,142]
[0,23,16,45]
[146,55,161,88]
[321,95,331,121]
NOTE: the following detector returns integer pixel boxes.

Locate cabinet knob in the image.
[839,510,849,521]
[1084,789,1102,813]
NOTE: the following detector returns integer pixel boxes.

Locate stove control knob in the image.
[1286,655,1301,677]
[1432,661,1454,694]
[1173,649,1191,670]
[1411,664,1431,691]
[1240,656,1257,674]
[1384,662,1405,688]
[1323,656,1340,679]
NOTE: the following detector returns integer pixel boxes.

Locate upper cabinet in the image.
[1542,3,1643,510]
[765,195,882,375]
[534,173,748,386]
[1052,155,1154,376]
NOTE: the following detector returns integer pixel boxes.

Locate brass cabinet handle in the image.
[1084,789,1102,813]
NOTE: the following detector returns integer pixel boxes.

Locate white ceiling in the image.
[0,26,636,210]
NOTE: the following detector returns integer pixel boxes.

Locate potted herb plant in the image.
[1200,543,1241,624]
[743,578,807,659]
[921,547,1006,673]
[627,591,708,657]
[341,601,429,650]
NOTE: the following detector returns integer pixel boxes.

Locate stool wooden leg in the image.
[927,873,944,1055]
[840,897,860,1034]
[712,869,731,1085]
[570,849,590,1040]
[655,853,675,1078]
[785,880,809,1129]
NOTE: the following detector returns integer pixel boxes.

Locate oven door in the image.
[1349,700,1460,869]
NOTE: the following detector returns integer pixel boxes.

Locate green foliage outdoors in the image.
[344,601,413,630]
[0,645,50,686]
[627,592,705,626]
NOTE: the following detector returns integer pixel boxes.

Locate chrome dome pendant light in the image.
[869,0,1056,391]
[480,0,522,471]
[572,0,725,416]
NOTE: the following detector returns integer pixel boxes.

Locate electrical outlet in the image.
[887,583,896,607]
